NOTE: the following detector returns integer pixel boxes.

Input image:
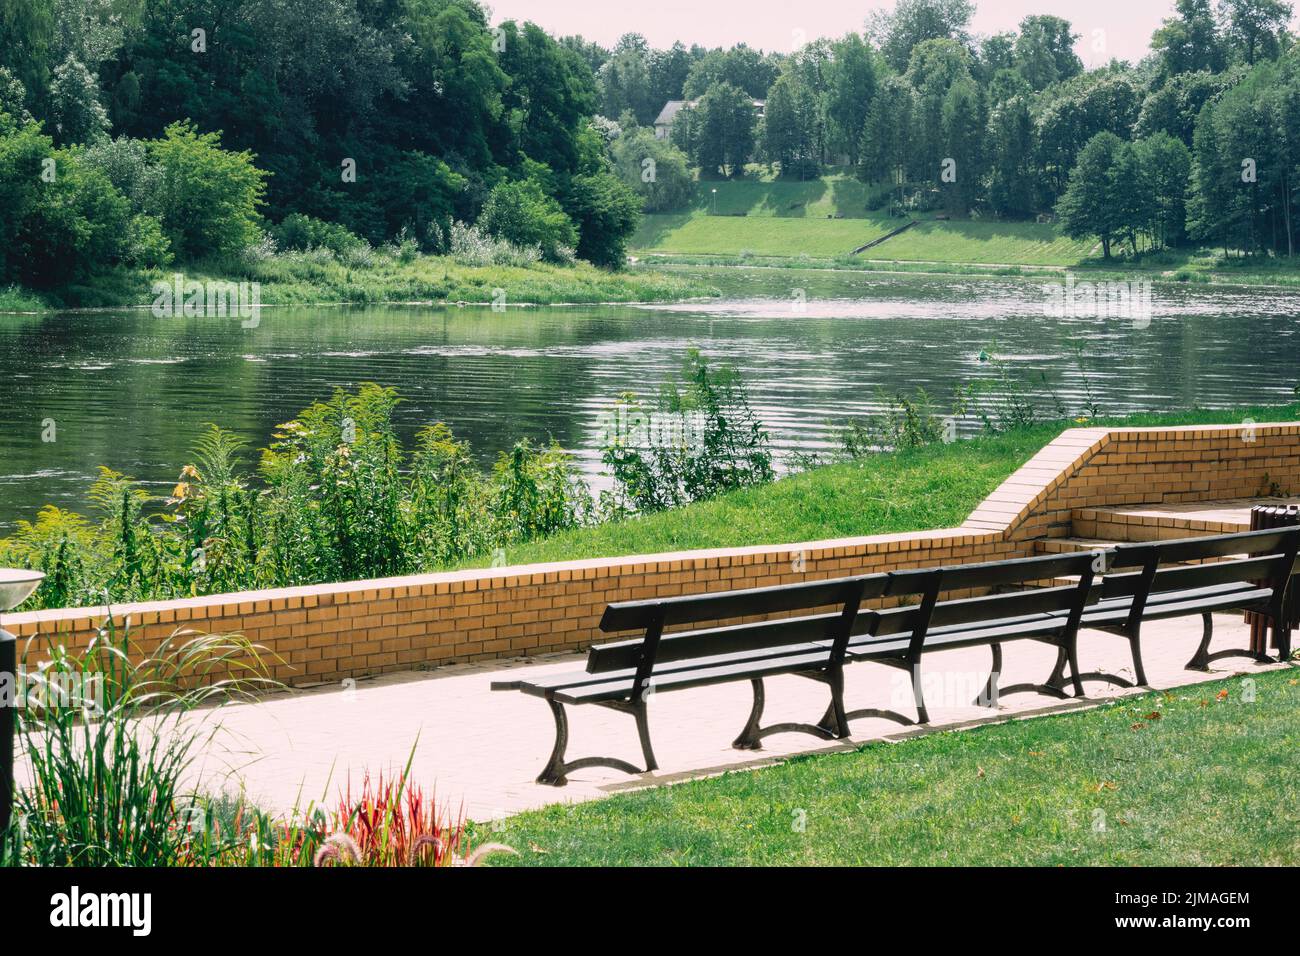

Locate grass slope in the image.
[482,670,1300,865]
[450,404,1300,572]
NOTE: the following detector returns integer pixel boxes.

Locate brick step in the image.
[1069,497,1300,543]
[1034,536,1118,555]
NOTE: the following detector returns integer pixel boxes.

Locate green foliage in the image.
[479,178,578,262]
[676,82,756,179]
[0,124,133,286]
[149,121,268,260]
[272,213,366,257]
[611,125,694,212]
[1,384,596,607]
[600,350,773,515]
[563,169,642,268]
[6,618,274,866]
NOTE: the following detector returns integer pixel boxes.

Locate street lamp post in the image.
[0,569,43,839]
[711,188,717,215]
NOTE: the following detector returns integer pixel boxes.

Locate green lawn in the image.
[451,404,1300,572]
[633,213,895,258]
[633,209,1094,266]
[864,219,1097,266]
[481,669,1300,865]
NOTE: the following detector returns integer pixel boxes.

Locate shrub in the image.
[272,213,366,257]
[601,349,773,514]
[478,178,578,263]
[447,220,542,267]
[150,121,269,260]
[563,169,642,268]
[5,618,273,867]
[612,126,695,212]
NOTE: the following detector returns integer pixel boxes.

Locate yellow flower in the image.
[171,482,190,500]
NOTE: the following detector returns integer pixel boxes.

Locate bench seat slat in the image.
[493,639,829,698]
[586,610,864,674]
[553,649,834,704]
[1079,584,1273,627]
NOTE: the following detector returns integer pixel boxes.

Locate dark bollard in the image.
[0,629,14,836]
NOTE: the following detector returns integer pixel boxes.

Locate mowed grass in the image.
[482,670,1300,865]
[865,219,1098,266]
[450,404,1300,572]
[634,206,1095,265]
[633,213,895,258]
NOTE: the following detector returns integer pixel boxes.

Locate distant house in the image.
[653,98,765,140]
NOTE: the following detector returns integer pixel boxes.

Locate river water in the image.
[1,267,1296,528]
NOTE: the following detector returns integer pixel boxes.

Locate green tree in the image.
[48,55,109,145]
[823,33,878,165]
[563,169,642,268]
[149,121,268,259]
[762,72,820,178]
[1014,15,1083,91]
[611,125,694,212]
[859,75,917,186]
[1220,0,1293,65]
[479,177,578,261]
[1137,132,1193,247]
[1152,0,1226,76]
[939,75,983,215]
[986,95,1036,217]
[1055,131,1126,259]
[683,81,756,178]
[867,0,975,72]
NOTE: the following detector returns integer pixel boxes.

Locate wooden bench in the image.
[1072,526,1300,688]
[492,551,1102,785]
[492,574,888,785]
[836,551,1102,725]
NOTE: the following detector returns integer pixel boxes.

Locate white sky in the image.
[485,0,1298,69]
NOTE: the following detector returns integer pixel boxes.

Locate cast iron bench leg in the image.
[1186,610,1276,669]
[732,675,846,751]
[978,644,1078,705]
[535,697,649,787]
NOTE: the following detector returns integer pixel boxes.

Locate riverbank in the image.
[445,402,1299,572]
[0,252,721,314]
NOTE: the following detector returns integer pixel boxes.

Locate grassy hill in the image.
[632,171,1097,267]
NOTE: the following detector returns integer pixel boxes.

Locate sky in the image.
[483,0,1291,70]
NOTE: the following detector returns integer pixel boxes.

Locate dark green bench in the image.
[1077,526,1300,687]
[492,551,1102,785]
[491,574,887,785]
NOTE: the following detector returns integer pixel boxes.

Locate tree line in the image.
[3,0,1300,289]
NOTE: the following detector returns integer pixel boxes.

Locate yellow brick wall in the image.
[7,422,1298,686]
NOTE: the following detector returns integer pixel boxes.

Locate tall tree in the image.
[823,33,878,166]
[1219,0,1293,64]
[867,0,975,72]
[1014,15,1083,91]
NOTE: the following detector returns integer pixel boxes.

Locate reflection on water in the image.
[1,268,1297,528]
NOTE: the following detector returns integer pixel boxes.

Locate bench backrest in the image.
[873,552,1103,655]
[1102,526,1300,630]
[589,574,890,690]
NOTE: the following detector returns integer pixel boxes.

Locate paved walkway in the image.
[180,612,1294,822]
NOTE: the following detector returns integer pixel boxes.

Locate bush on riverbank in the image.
[0,354,769,609]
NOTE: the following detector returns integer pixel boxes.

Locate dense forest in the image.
[1,0,1299,293]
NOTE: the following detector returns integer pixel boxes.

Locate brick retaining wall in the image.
[6,421,1298,686]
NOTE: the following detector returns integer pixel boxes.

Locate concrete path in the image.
[185,613,1291,822]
